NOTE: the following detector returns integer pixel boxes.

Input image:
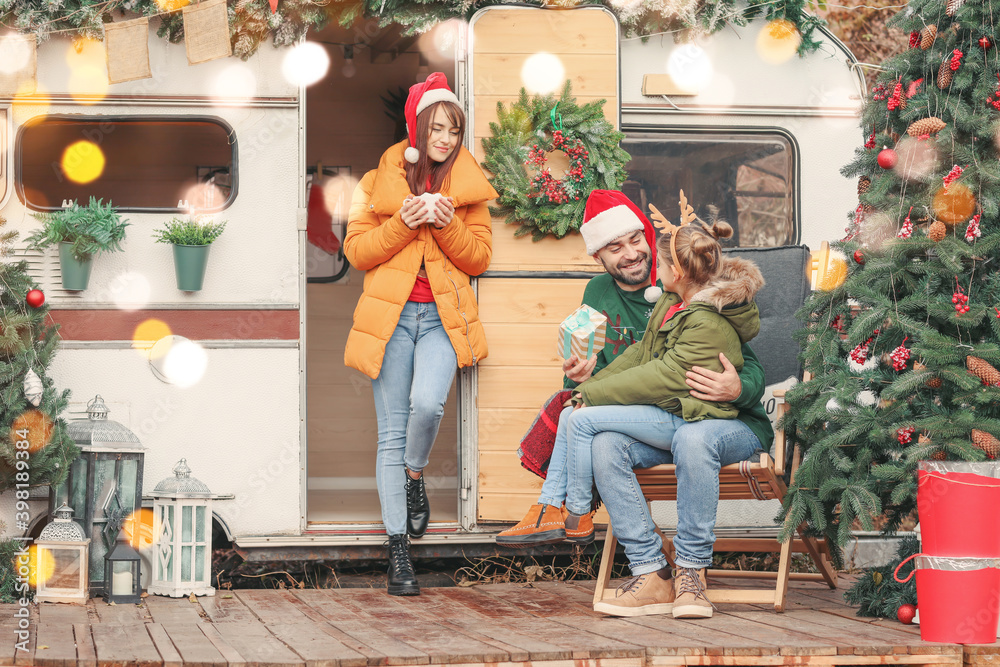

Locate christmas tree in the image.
[780,0,1000,560]
[0,215,78,500]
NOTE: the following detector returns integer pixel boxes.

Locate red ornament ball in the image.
[980,36,993,50]
[897,603,917,625]
[853,249,865,265]
[25,289,45,308]
[878,147,898,169]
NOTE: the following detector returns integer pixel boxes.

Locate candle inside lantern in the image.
[112,570,133,596]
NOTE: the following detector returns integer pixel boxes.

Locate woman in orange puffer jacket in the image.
[344,73,497,597]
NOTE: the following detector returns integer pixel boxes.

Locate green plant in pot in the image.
[24,198,130,291]
[153,216,227,291]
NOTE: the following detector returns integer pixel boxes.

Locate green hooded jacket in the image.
[578,256,765,424]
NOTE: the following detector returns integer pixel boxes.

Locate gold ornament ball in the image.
[932,183,976,225]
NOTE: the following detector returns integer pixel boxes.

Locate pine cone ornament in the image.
[907,117,946,137]
[921,25,938,50]
[972,430,1000,458]
[858,176,871,196]
[938,58,955,89]
[947,0,965,15]
[914,361,942,387]
[967,356,1000,386]
[928,219,947,241]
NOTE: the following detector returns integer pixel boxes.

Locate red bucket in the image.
[918,462,1000,557]
[895,554,1000,644]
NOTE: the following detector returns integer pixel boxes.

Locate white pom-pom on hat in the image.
[644,285,663,303]
[404,146,420,164]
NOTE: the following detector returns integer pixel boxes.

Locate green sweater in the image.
[573,268,774,451]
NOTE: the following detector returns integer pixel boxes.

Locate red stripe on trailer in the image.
[48,309,300,340]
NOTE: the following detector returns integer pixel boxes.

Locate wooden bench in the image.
[592,244,839,612]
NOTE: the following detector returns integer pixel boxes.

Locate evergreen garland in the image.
[779,0,1000,577]
[0,215,79,495]
[481,81,630,240]
[0,0,823,60]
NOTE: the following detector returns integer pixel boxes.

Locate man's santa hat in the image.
[581,189,662,302]
[403,72,461,164]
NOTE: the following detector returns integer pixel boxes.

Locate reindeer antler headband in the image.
[648,190,698,280]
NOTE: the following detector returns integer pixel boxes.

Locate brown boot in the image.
[495,504,565,548]
[563,510,595,545]
[672,567,714,619]
[593,567,674,617]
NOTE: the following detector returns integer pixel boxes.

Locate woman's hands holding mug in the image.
[400,195,455,229]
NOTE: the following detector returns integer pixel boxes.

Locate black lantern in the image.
[103,529,142,604]
[50,395,144,596]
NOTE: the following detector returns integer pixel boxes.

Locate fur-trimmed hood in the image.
[687,256,764,344]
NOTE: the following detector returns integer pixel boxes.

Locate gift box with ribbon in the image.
[557,305,607,360]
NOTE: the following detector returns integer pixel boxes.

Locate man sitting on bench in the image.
[496,191,769,621]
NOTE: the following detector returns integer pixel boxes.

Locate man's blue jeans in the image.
[538,404,687,516]
[593,419,762,574]
[371,301,457,536]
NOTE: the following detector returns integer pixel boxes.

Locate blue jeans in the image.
[592,419,762,574]
[371,301,457,536]
[538,404,687,516]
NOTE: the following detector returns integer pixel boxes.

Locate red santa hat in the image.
[403,72,461,164]
[581,189,662,302]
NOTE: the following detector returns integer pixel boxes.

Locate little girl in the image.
[497,200,764,547]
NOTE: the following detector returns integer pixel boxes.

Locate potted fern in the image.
[152,216,226,291]
[25,198,129,291]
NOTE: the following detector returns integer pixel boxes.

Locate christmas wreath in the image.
[481,82,631,240]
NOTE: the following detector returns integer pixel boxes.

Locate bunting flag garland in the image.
[104,17,152,84]
[183,0,233,65]
[0,34,37,96]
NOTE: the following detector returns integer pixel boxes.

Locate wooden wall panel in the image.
[473,7,620,522]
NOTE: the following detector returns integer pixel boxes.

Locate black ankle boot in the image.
[404,472,429,538]
[386,534,419,596]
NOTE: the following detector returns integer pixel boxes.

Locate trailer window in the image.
[621,131,797,247]
[16,116,236,212]
[0,108,7,207]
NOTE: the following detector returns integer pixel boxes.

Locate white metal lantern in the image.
[35,504,90,604]
[148,459,216,597]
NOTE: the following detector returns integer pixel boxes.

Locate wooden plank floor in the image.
[4,575,994,667]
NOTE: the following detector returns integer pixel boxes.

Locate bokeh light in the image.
[322,173,360,222]
[667,44,713,94]
[61,141,105,184]
[430,19,465,58]
[134,319,173,352]
[154,0,190,10]
[857,211,897,252]
[815,254,847,291]
[521,53,566,94]
[756,19,801,65]
[180,181,227,210]
[149,336,208,388]
[125,508,157,550]
[211,62,258,104]
[932,182,976,225]
[24,545,55,588]
[109,271,152,311]
[894,136,938,182]
[10,410,54,454]
[65,39,108,104]
[0,34,32,75]
[282,42,330,87]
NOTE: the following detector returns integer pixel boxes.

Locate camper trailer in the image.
[0,5,864,563]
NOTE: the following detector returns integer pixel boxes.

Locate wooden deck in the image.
[3,576,995,667]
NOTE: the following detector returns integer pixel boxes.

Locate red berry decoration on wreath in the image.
[943,164,963,189]
[906,78,924,98]
[897,426,916,445]
[871,82,888,101]
[953,279,970,315]
[831,314,845,332]
[865,132,877,149]
[850,335,876,364]
[981,36,993,50]
[878,147,898,169]
[965,213,982,241]
[897,604,917,625]
[25,289,44,308]
[898,207,914,239]
[853,249,866,265]
[910,31,921,48]
[890,336,911,371]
